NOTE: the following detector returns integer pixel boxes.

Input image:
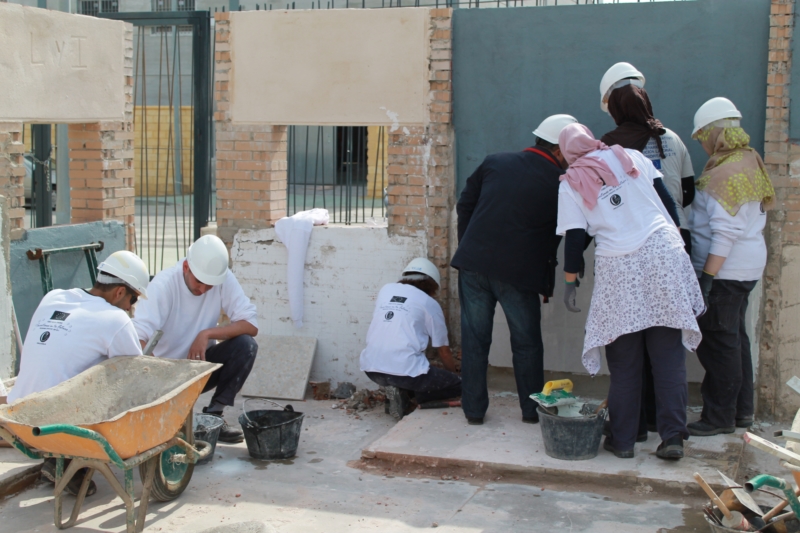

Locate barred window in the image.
[101,0,119,12]
[79,0,99,16]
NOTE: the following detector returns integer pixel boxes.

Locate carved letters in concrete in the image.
[0,4,126,123]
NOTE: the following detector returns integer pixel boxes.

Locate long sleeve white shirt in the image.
[689,191,767,281]
[132,259,258,359]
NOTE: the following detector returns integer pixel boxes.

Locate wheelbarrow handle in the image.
[241,398,294,426]
[33,424,125,468]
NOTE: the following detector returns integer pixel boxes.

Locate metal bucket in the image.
[238,399,304,460]
[538,404,607,461]
[193,413,224,465]
[703,505,800,533]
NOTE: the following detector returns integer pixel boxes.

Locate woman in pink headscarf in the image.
[555,123,704,461]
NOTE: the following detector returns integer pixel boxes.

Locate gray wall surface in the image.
[452,0,771,193]
[10,222,126,350]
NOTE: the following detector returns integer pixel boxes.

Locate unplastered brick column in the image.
[387,9,456,334]
[213,12,288,247]
[0,122,25,236]
[68,25,136,250]
[757,0,798,420]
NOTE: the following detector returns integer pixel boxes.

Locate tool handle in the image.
[694,472,733,520]
[542,379,573,396]
[763,488,800,521]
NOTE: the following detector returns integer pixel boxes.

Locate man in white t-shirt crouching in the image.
[359,258,461,419]
[133,235,258,444]
[8,250,150,497]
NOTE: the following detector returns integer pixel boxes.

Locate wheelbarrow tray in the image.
[0,357,220,461]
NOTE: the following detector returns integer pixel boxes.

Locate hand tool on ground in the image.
[755,511,793,533]
[762,488,800,522]
[744,433,800,467]
[746,475,800,524]
[419,400,462,409]
[695,472,754,531]
[704,505,723,526]
[530,380,577,409]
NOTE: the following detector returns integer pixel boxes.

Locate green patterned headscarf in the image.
[696,126,775,216]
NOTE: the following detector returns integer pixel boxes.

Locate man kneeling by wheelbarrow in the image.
[133,235,259,444]
[8,251,150,497]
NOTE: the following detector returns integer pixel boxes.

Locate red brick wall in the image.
[757,0,799,420]
[67,25,136,250]
[0,122,25,236]
[213,12,288,246]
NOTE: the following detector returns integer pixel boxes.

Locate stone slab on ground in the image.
[0,448,41,499]
[241,335,317,400]
[362,393,745,493]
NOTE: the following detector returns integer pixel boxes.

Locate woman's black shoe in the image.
[603,437,634,459]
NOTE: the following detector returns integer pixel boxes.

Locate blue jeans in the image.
[458,269,544,419]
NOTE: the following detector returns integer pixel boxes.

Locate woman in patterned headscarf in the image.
[688,97,775,437]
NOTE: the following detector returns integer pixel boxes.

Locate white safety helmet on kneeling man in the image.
[97,250,150,298]
[533,114,579,145]
[187,235,230,286]
[402,258,441,287]
[599,62,646,113]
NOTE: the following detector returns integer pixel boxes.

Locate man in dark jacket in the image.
[451,114,577,425]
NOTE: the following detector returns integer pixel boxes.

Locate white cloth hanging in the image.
[274,209,330,328]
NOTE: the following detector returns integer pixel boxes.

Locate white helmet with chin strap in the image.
[533,114,578,144]
[186,235,229,286]
[401,257,440,287]
[96,250,150,298]
[599,62,646,113]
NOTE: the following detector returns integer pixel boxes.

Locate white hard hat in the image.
[402,257,440,287]
[533,114,579,144]
[599,62,646,113]
[186,235,229,286]
[692,97,742,137]
[97,250,150,298]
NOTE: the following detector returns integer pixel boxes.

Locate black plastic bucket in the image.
[538,405,607,461]
[239,399,304,460]
[194,413,224,465]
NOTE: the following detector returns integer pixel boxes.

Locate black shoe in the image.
[687,420,735,436]
[603,437,634,459]
[656,436,684,460]
[41,458,56,483]
[602,421,647,443]
[385,386,410,420]
[466,417,484,425]
[203,409,244,443]
[736,417,754,428]
[66,468,97,497]
[522,414,539,424]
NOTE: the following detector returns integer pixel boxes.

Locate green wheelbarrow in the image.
[0,357,221,533]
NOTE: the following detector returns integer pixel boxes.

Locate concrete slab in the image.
[363,393,745,494]
[241,335,317,401]
[0,448,41,500]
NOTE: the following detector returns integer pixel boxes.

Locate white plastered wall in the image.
[228,8,429,126]
[231,226,426,388]
[0,3,127,123]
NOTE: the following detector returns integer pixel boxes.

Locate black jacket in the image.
[451,148,564,295]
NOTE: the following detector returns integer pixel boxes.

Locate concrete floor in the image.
[0,393,721,533]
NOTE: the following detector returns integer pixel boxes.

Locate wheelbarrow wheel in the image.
[141,414,195,502]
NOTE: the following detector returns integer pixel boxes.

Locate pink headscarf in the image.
[558,123,640,210]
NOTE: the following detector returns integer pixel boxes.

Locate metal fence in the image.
[287,126,386,224]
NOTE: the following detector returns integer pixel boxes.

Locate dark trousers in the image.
[458,269,543,419]
[366,366,462,404]
[202,335,258,407]
[605,326,688,450]
[639,353,658,433]
[696,279,757,428]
